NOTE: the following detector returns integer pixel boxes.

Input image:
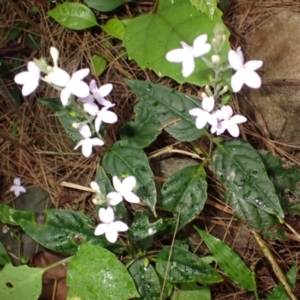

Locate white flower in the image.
[94,207,128,243]
[107,176,140,206]
[189,96,218,129]
[74,125,104,157]
[228,47,263,92]
[47,67,90,106]
[166,34,211,77]
[10,178,26,197]
[84,103,118,132]
[50,46,59,67]
[211,105,247,137]
[14,62,40,96]
[89,80,114,107]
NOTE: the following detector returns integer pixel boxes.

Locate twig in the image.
[251,230,297,300]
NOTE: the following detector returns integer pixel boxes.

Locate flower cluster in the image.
[166,33,262,137]
[92,176,140,243]
[14,47,118,158]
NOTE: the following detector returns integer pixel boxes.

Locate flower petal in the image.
[189,108,202,116]
[90,181,100,192]
[111,221,128,232]
[89,79,97,92]
[236,47,244,64]
[228,50,243,71]
[14,72,30,85]
[81,140,93,157]
[231,71,245,93]
[99,207,114,223]
[22,79,39,96]
[243,70,262,89]
[227,124,240,137]
[14,178,21,185]
[74,140,84,151]
[71,68,90,81]
[112,176,122,193]
[123,191,140,203]
[244,60,263,71]
[94,223,107,236]
[194,42,211,57]
[193,34,211,57]
[99,110,118,124]
[94,114,102,132]
[230,115,247,124]
[84,102,99,116]
[105,226,118,243]
[220,105,233,119]
[121,176,136,192]
[48,67,70,87]
[107,192,123,206]
[202,96,215,112]
[166,49,185,63]
[70,81,90,98]
[60,86,72,106]
[90,138,104,147]
[79,125,91,138]
[181,54,195,77]
[98,84,113,97]
[195,113,209,129]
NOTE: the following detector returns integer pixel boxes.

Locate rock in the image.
[244,10,300,146]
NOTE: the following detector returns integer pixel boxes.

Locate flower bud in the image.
[72,122,80,129]
[50,46,59,67]
[211,55,220,64]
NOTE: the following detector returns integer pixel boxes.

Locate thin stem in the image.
[251,230,297,300]
[151,0,160,13]
[284,221,300,241]
[42,255,73,273]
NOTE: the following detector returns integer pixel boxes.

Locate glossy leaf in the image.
[47,3,98,30]
[156,246,223,284]
[101,18,125,40]
[0,264,44,299]
[67,243,139,299]
[0,204,109,254]
[258,150,300,214]
[267,264,297,300]
[196,227,255,291]
[171,283,211,300]
[160,165,207,228]
[123,0,231,86]
[103,140,157,214]
[129,259,162,300]
[189,0,218,20]
[121,80,204,147]
[91,54,106,76]
[212,140,284,218]
[84,0,131,12]
[128,212,173,241]
[0,241,11,265]
[38,98,82,143]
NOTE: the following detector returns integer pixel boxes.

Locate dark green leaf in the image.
[84,0,131,12]
[195,227,255,291]
[156,246,223,284]
[123,0,231,86]
[0,204,109,254]
[91,54,106,76]
[0,241,11,265]
[101,18,125,40]
[160,165,207,228]
[122,80,204,146]
[129,259,162,300]
[258,150,300,214]
[212,140,284,218]
[37,98,82,143]
[47,3,98,30]
[171,282,211,300]
[103,140,157,215]
[67,243,139,299]
[24,32,40,50]
[0,264,44,299]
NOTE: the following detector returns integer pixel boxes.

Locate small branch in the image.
[60,181,94,192]
[251,230,297,300]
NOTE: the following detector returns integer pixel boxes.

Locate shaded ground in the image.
[1,0,300,299]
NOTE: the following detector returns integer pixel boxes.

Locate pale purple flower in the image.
[74,125,104,157]
[10,178,26,197]
[189,96,218,129]
[47,67,90,106]
[166,34,211,77]
[14,62,40,96]
[211,105,247,137]
[107,176,140,206]
[84,102,118,132]
[94,206,128,243]
[229,47,263,92]
[89,80,114,107]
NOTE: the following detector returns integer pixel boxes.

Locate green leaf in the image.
[171,283,211,300]
[258,150,300,214]
[103,140,157,215]
[91,54,106,76]
[101,18,126,40]
[84,0,131,12]
[37,98,82,143]
[267,264,297,300]
[0,204,109,254]
[129,259,162,300]
[156,246,223,284]
[189,0,218,20]
[160,165,207,229]
[128,212,173,241]
[0,241,11,265]
[195,227,255,291]
[0,264,44,299]
[47,3,98,30]
[212,140,284,219]
[121,80,204,147]
[67,243,139,299]
[123,0,231,86]
[24,32,40,50]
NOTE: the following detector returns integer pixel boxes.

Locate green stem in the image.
[42,255,73,273]
[151,0,160,13]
